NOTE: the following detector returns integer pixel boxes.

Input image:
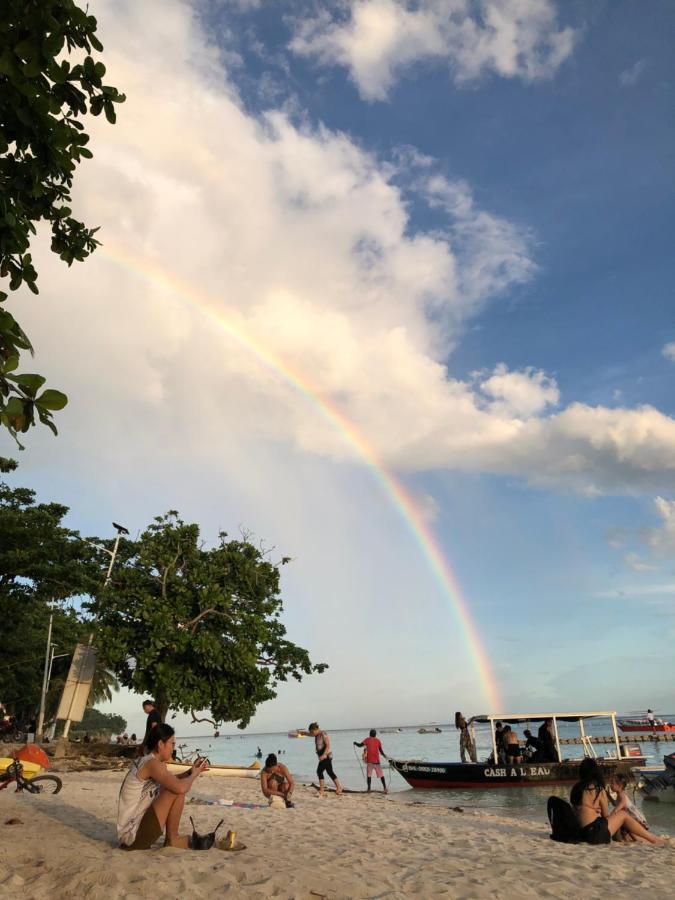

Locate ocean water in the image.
[176,717,675,836]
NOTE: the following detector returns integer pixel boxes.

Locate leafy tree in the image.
[87,513,328,727]
[70,706,126,737]
[1,0,125,444]
[0,456,110,719]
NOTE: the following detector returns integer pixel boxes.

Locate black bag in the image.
[547,796,581,843]
[189,816,224,850]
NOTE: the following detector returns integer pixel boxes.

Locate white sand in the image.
[0,770,672,898]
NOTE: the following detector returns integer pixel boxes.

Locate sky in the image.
[4,0,675,737]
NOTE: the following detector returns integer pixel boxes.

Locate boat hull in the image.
[619,721,675,733]
[168,762,259,778]
[389,758,641,789]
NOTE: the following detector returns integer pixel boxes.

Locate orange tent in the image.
[15,744,51,770]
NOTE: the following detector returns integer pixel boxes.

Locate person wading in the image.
[309,722,342,797]
[354,729,388,793]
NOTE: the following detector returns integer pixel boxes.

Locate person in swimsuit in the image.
[571,759,664,846]
[308,722,342,797]
[455,712,477,764]
[117,723,209,850]
[261,753,295,807]
[503,726,523,764]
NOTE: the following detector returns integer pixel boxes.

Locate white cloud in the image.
[645,497,675,557]
[662,342,675,362]
[290,0,577,101]
[623,552,658,573]
[619,58,646,87]
[10,0,675,506]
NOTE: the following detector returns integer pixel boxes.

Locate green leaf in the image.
[36,389,68,411]
[12,373,47,397]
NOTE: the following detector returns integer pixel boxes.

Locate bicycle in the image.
[174,744,209,765]
[0,759,62,795]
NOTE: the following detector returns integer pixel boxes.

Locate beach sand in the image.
[0,770,672,899]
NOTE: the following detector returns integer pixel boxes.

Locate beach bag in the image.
[547,796,580,843]
[189,817,224,850]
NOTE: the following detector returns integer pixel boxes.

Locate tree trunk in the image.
[157,690,169,724]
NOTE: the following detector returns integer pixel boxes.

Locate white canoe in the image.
[168,761,260,779]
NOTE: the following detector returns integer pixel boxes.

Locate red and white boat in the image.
[618,718,675,733]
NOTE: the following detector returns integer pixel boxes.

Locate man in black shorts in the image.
[142,700,161,752]
[308,722,342,797]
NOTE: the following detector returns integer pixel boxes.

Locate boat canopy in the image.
[473,711,618,724]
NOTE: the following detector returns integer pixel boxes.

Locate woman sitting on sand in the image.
[117,723,209,850]
[261,753,295,808]
[570,759,664,846]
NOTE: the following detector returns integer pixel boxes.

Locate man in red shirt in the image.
[354,729,388,793]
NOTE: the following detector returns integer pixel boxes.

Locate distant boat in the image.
[619,718,675,732]
[418,727,442,734]
[288,730,307,739]
[167,761,260,778]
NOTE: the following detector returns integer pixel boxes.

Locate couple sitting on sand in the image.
[572,758,665,846]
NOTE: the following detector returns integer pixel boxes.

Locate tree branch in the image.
[190,709,219,727]
[180,607,217,633]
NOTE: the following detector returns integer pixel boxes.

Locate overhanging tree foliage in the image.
[0,457,117,720]
[1,0,125,444]
[86,513,327,727]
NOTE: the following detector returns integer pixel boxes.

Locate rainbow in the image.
[101,242,501,711]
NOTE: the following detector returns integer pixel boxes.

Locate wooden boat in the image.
[168,760,260,778]
[391,711,644,789]
[618,718,675,732]
[418,727,442,734]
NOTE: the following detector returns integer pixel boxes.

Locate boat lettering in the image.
[483,768,507,777]
[400,764,446,774]
[532,767,550,776]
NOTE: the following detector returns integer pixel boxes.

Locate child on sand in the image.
[354,729,388,793]
[609,773,650,841]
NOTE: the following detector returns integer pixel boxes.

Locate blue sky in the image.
[5,0,675,736]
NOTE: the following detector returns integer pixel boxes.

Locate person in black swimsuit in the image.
[308,722,342,797]
[261,753,295,808]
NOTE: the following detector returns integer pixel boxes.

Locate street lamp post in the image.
[60,522,130,739]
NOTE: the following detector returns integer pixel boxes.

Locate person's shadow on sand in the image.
[34,798,118,846]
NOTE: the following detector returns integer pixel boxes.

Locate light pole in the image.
[36,615,53,742]
[60,523,130,739]
[81,521,129,586]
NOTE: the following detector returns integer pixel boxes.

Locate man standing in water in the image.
[354,729,388,793]
[309,722,343,797]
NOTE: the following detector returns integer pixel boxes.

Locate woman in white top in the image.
[117,723,208,849]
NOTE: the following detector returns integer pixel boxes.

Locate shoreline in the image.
[1,769,673,898]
